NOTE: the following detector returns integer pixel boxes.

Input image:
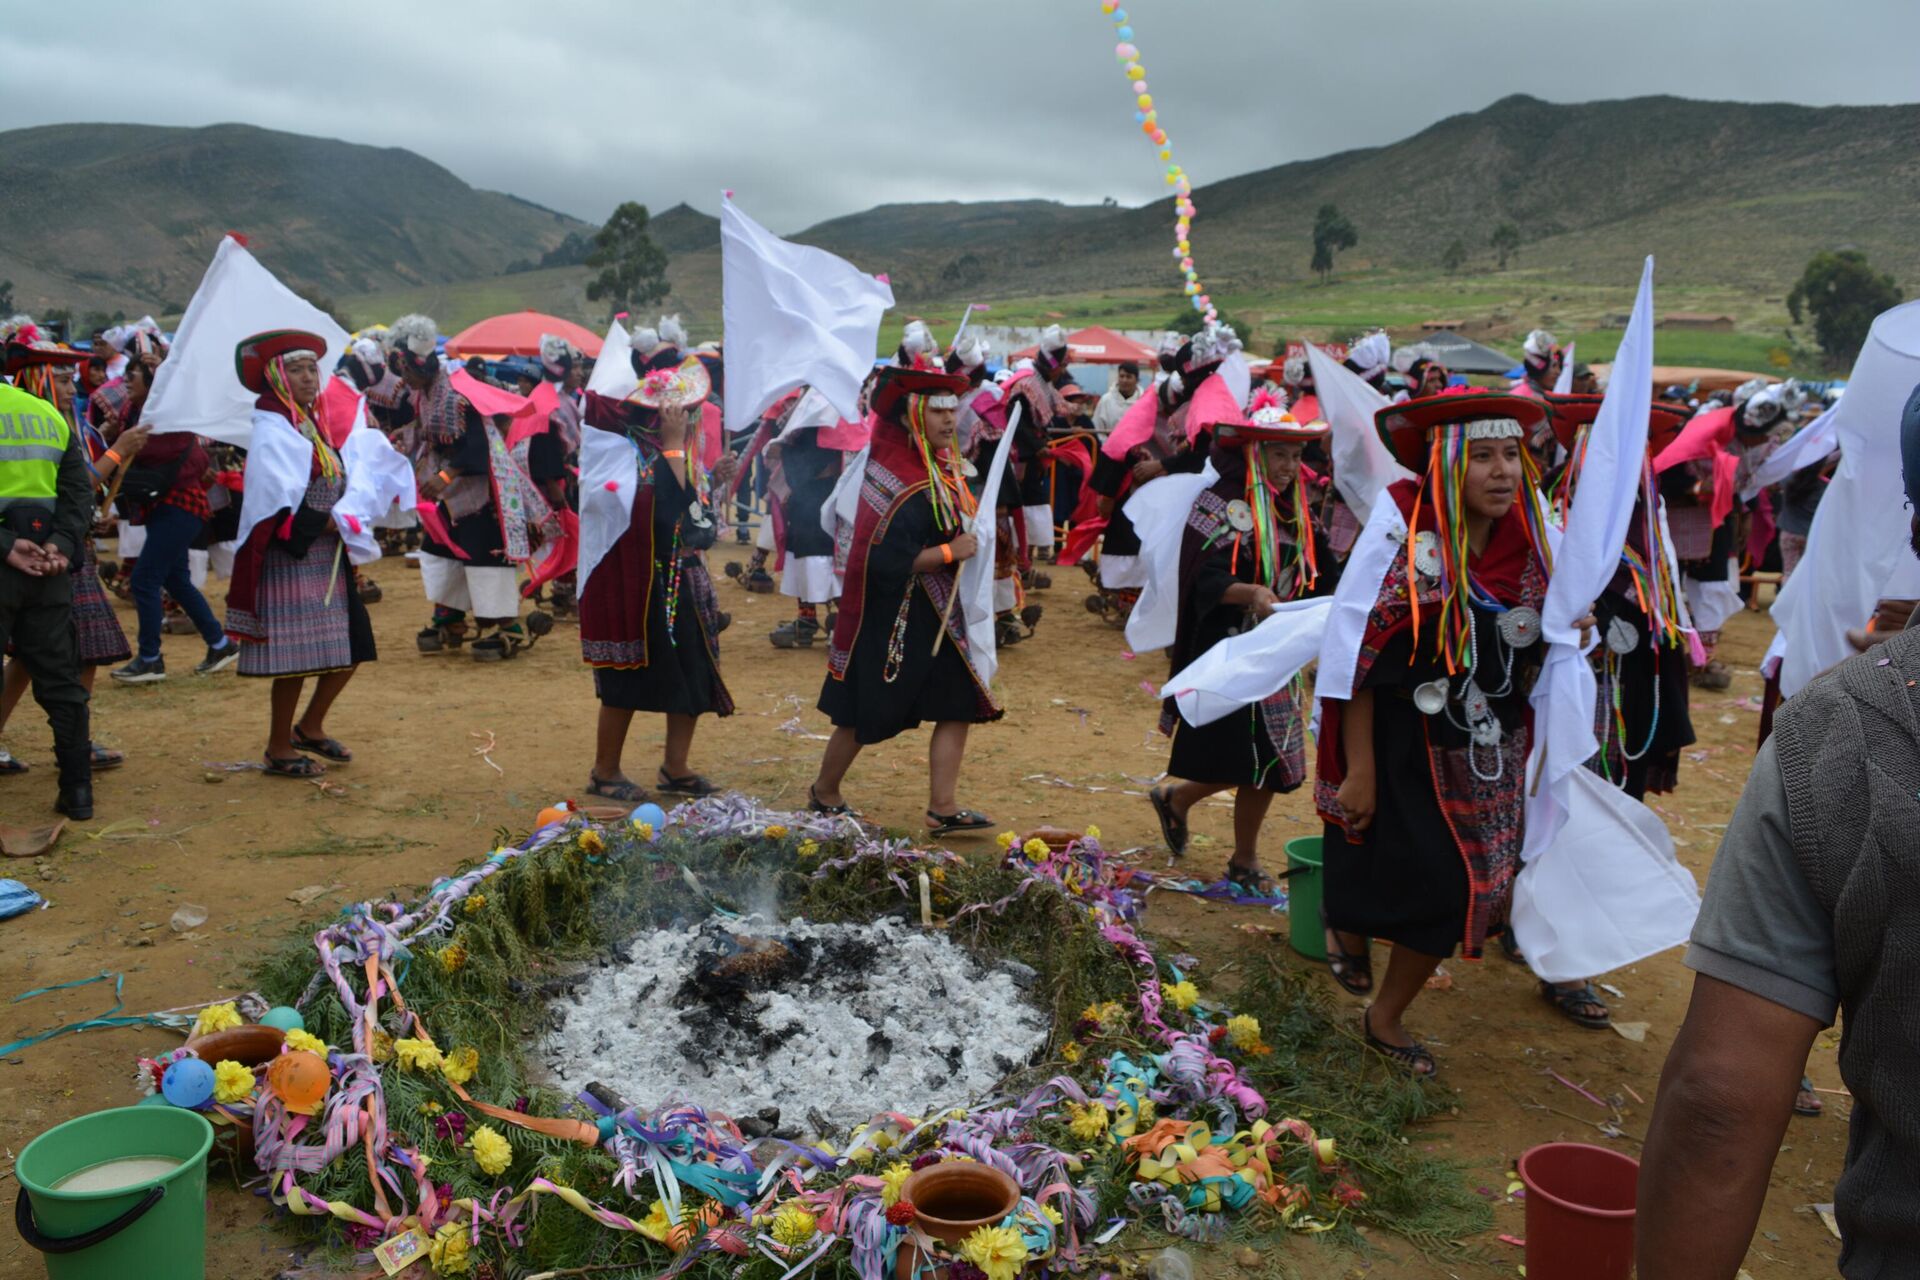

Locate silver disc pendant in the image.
[1606,616,1639,656]
[1224,498,1255,533]
[1412,531,1443,579]
[687,499,711,529]
[1413,678,1450,715]
[1463,680,1491,723]
[1498,606,1542,648]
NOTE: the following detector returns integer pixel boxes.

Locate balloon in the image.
[259,1006,305,1033]
[267,1049,331,1116]
[1101,1,1117,12]
[1112,8,1128,21]
[162,1058,216,1109]
[1115,42,1137,59]
[1136,94,1152,110]
[631,802,668,833]
[1118,25,1133,38]
[535,801,574,829]
[1134,82,1148,94]
[1126,65,1144,80]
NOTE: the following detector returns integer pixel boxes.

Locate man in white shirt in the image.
[1091,361,1143,436]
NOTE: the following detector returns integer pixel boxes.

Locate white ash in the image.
[538,915,1049,1136]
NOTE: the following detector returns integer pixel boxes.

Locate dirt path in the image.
[0,556,1844,1278]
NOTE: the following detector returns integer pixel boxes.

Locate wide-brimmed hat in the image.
[1545,391,1692,456]
[1376,389,1548,471]
[629,354,713,410]
[235,329,329,394]
[868,365,973,424]
[3,340,86,378]
[1210,389,1330,444]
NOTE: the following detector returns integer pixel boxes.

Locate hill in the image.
[0,123,591,317]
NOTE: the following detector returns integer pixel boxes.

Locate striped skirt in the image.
[236,531,353,678]
[73,544,132,666]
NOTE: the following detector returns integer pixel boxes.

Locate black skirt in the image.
[817,581,992,744]
[593,560,732,717]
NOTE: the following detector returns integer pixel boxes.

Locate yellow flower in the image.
[1137,1098,1156,1124]
[764,824,790,840]
[213,1059,255,1104]
[1067,1102,1110,1143]
[282,1029,328,1057]
[428,1221,471,1275]
[1060,1041,1084,1065]
[929,866,946,883]
[369,1029,395,1064]
[996,831,1017,852]
[638,1199,677,1243]
[579,830,606,857]
[394,1038,443,1072]
[846,1145,874,1165]
[468,1124,513,1177]
[631,820,655,841]
[1085,825,1102,841]
[796,839,819,859]
[419,1100,445,1116]
[441,1046,480,1086]
[879,1162,912,1207]
[192,1002,242,1038]
[1227,1014,1264,1050]
[1161,980,1199,1012]
[1022,837,1050,862]
[436,943,468,975]
[771,1203,816,1247]
[960,1223,1028,1280]
[463,893,487,916]
[1042,1203,1064,1226]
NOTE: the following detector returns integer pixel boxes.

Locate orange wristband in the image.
[437,470,453,484]
[102,449,122,467]
[662,450,685,459]
[940,543,954,565]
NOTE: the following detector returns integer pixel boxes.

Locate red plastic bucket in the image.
[1517,1142,1639,1280]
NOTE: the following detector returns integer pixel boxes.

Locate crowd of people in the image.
[2,295,1909,1274]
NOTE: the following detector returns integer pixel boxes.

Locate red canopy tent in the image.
[1010,325,1154,365]
[443,310,604,360]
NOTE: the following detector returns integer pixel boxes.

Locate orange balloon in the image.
[267,1049,331,1115]
[535,804,573,828]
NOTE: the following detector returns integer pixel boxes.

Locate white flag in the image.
[1552,340,1577,394]
[720,195,894,434]
[145,236,350,447]
[1303,342,1412,524]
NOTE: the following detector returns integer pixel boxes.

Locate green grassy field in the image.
[338,262,1822,376]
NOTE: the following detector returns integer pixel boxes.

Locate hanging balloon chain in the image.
[1098,2,1214,324]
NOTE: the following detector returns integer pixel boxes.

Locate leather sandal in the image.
[1361,1007,1436,1078]
[657,768,720,797]
[1148,784,1189,857]
[1540,980,1612,1030]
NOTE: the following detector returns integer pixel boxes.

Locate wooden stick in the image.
[931,555,963,657]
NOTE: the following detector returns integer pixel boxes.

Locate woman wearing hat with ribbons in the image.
[1148,390,1337,888]
[1316,390,1589,1076]
[809,365,1002,834]
[224,331,380,777]
[576,353,735,804]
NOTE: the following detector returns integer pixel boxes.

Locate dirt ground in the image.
[0,552,1846,1279]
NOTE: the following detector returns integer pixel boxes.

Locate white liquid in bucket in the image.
[53,1156,180,1193]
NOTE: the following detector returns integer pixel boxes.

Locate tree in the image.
[1166,307,1250,343]
[585,202,671,322]
[1310,205,1357,284]
[1787,249,1902,367]
[1490,223,1521,271]
[1441,239,1468,274]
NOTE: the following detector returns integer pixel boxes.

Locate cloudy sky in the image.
[3,1,1916,233]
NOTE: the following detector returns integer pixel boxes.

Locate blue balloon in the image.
[259,1006,305,1033]
[630,803,668,834]
[1112,9,1128,23]
[1134,111,1146,124]
[161,1058,215,1109]
[1118,24,1133,38]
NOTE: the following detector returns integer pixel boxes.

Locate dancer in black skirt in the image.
[811,366,1002,834]
[1148,391,1336,886]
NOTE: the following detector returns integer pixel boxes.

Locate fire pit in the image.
[539,916,1049,1136]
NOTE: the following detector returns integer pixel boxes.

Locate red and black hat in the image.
[869,365,973,425]
[3,340,86,378]
[235,329,328,394]
[1545,391,1692,456]
[1376,389,1549,471]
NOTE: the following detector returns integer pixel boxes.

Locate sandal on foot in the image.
[264,753,326,778]
[1795,1076,1824,1117]
[292,729,352,763]
[1224,861,1278,896]
[1148,784,1189,857]
[1323,912,1374,996]
[657,769,720,797]
[1541,980,1612,1030]
[1497,925,1526,964]
[586,775,648,804]
[1361,1007,1436,1078]
[808,785,853,817]
[0,749,29,775]
[927,808,994,836]
[90,744,125,771]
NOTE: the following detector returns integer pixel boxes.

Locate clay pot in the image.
[894,1163,1021,1280]
[184,1024,285,1168]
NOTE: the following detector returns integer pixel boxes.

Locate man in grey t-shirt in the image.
[1637,381,1920,1278]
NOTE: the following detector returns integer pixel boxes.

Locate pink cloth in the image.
[506,380,563,451]
[1289,393,1321,423]
[1654,406,1740,529]
[818,411,873,453]
[1100,388,1163,460]
[449,369,537,421]
[317,378,363,449]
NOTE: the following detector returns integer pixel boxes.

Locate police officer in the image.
[0,360,94,818]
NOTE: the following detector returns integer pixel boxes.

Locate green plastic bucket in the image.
[14,1105,213,1280]
[1284,836,1326,960]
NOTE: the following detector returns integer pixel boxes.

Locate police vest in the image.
[0,383,70,514]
